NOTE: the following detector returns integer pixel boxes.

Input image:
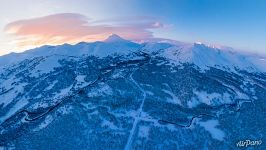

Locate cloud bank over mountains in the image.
[4,13,165,50]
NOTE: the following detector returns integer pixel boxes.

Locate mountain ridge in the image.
[0,34,265,73]
[0,34,265,149]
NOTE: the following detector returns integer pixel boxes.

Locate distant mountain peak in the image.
[104,34,128,43]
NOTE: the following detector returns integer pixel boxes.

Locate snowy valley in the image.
[0,35,265,149]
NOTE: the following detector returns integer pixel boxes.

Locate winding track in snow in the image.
[0,52,151,127]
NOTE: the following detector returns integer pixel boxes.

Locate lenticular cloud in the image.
[4,13,164,49]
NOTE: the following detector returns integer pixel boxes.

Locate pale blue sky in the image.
[0,0,266,55]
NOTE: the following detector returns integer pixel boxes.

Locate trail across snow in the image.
[124,71,146,150]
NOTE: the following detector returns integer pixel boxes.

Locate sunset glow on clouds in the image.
[1,0,266,55]
[4,13,164,50]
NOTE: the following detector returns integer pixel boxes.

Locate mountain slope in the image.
[1,35,265,73]
[0,35,265,149]
[0,34,141,67]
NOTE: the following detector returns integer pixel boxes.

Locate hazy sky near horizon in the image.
[0,0,266,55]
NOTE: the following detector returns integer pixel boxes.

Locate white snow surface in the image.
[193,90,232,106]
[162,43,266,73]
[0,35,265,73]
[34,115,54,131]
[30,56,62,77]
[0,99,28,124]
[162,89,181,105]
[199,119,225,141]
[75,75,86,83]
[44,80,58,91]
[0,78,26,107]
[138,125,150,138]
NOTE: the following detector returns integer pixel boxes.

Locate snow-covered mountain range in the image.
[1,34,265,73]
[0,35,265,149]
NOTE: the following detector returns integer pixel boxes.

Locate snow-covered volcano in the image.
[0,35,265,149]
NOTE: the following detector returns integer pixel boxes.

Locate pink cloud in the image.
[4,13,164,49]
